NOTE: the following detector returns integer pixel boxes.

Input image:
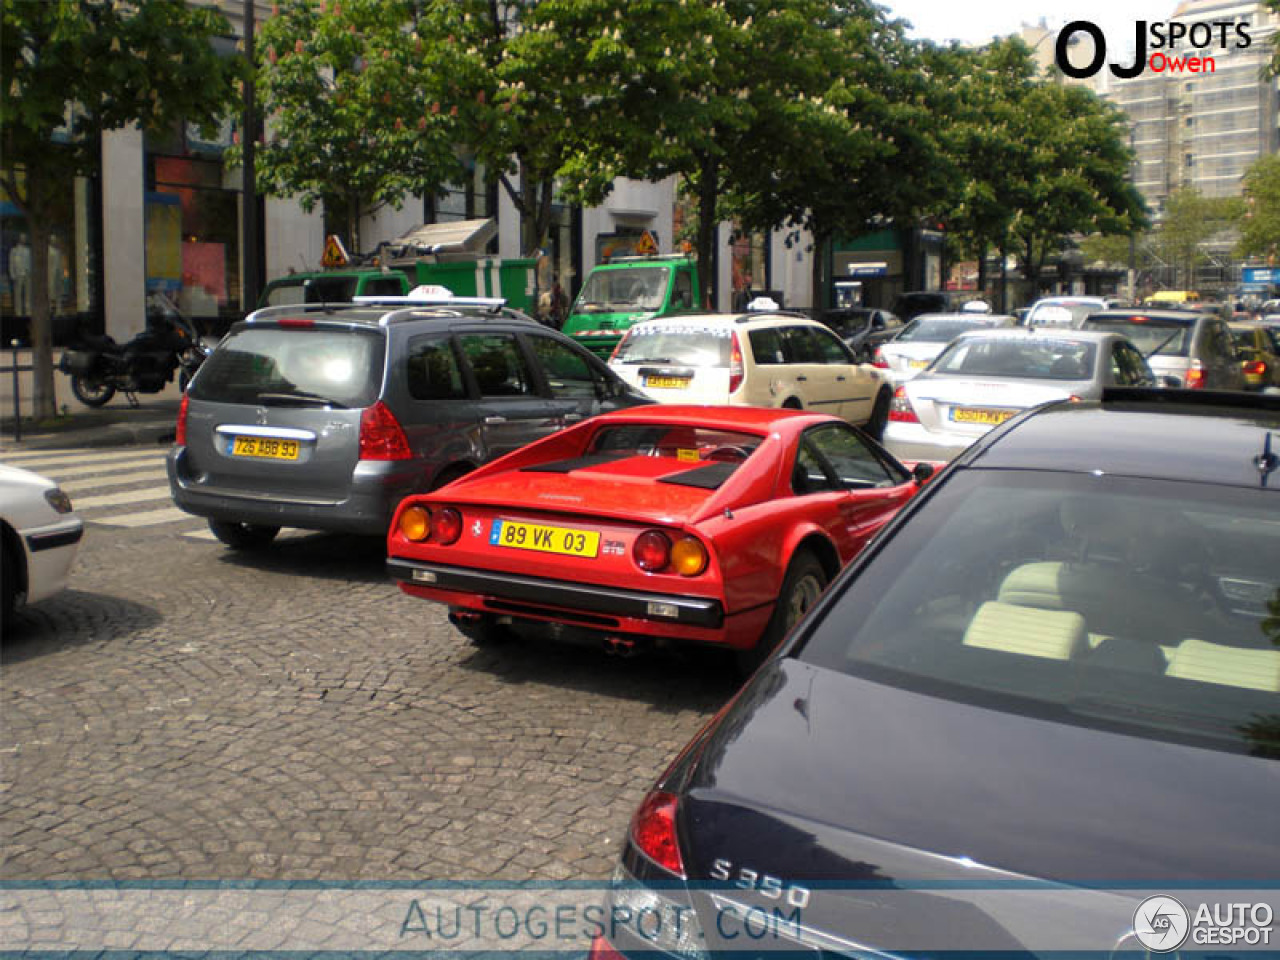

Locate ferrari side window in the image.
[806,423,896,488]
[792,441,840,495]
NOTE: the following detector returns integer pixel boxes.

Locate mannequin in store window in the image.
[9,233,31,316]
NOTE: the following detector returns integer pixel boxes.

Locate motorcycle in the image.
[59,294,210,407]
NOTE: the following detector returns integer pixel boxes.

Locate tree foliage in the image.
[1153,188,1242,287]
[244,0,466,253]
[1238,154,1280,261]
[0,0,242,418]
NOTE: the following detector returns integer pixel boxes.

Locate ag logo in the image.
[1134,895,1190,952]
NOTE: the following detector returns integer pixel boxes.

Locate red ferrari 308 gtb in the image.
[387,405,935,670]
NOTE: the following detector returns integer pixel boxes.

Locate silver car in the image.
[168,296,650,548]
[872,312,1017,385]
[1081,308,1245,391]
[884,328,1157,462]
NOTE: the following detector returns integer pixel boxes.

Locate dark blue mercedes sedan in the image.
[594,389,1280,960]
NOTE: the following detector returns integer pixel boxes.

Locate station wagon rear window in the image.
[191,326,385,408]
[799,470,1280,757]
[612,326,731,367]
[1086,316,1193,357]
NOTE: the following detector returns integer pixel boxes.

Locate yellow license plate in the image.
[952,407,1016,426]
[909,359,929,369]
[231,435,300,460]
[491,519,600,558]
[645,375,691,389]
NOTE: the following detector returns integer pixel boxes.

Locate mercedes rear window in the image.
[191,326,385,408]
[799,470,1280,757]
[896,318,993,343]
[612,325,731,367]
[1085,315,1193,357]
[932,338,1097,380]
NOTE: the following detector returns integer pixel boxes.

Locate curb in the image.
[0,416,177,453]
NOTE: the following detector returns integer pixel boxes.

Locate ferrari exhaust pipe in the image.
[603,635,639,658]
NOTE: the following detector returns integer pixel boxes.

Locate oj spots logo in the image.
[1056,20,1251,79]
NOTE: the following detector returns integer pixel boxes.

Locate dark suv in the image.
[168,296,650,547]
[597,388,1278,959]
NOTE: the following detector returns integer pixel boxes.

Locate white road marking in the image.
[0,448,167,468]
[92,507,192,528]
[60,468,168,494]
[35,457,162,479]
[73,486,173,510]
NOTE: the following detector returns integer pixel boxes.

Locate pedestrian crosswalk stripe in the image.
[0,448,167,469]
[60,468,168,494]
[92,506,192,528]
[36,456,161,479]
[73,486,173,510]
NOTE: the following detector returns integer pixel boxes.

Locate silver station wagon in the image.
[168,295,650,548]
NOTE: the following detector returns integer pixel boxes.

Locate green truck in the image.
[257,219,538,314]
[560,255,701,358]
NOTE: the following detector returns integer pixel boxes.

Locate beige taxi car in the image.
[608,311,892,439]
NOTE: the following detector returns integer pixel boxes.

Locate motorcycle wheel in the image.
[71,375,116,408]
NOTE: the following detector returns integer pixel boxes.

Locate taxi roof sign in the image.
[322,234,350,269]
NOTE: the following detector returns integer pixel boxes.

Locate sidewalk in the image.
[0,348,181,453]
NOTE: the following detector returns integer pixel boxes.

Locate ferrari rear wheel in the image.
[736,549,828,676]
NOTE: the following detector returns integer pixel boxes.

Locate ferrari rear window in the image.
[588,425,762,464]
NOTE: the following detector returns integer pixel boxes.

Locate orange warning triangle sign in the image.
[321,234,350,268]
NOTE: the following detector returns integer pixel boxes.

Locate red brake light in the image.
[728,332,744,394]
[359,401,412,460]
[430,507,463,545]
[175,392,189,446]
[629,790,685,876]
[633,530,671,572]
[1130,316,1149,324]
[276,317,315,328]
[888,385,918,423]
[1244,360,1267,376]
[1185,361,1207,389]
[872,348,889,369]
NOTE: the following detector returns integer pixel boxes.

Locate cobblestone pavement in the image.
[1,444,740,883]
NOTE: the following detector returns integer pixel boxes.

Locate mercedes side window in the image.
[1116,341,1154,387]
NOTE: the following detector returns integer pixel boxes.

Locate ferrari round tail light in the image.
[633,530,671,572]
[629,789,685,876]
[359,401,412,460]
[431,507,463,545]
[888,385,919,423]
[872,348,889,369]
[671,536,708,576]
[1185,361,1207,390]
[175,392,189,446]
[728,331,744,394]
[400,506,431,542]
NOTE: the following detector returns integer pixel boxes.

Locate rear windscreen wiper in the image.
[1140,328,1184,358]
[255,391,349,409]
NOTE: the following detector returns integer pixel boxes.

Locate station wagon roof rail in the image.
[732,310,812,323]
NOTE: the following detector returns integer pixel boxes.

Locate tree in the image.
[1238,154,1280,262]
[1153,188,1242,288]
[244,0,467,254]
[0,0,242,419]
[725,4,946,309]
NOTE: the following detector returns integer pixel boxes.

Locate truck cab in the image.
[561,255,699,358]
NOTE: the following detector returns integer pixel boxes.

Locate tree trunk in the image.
[28,214,55,420]
[347,194,361,257]
[696,153,718,310]
[811,227,830,316]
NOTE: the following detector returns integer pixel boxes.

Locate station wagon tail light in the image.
[872,347,889,369]
[175,392,189,446]
[728,332,744,394]
[888,386,919,423]
[431,507,463,545]
[1185,360,1207,390]
[633,530,671,572]
[671,536,708,576]
[359,401,412,460]
[400,506,431,542]
[630,789,685,876]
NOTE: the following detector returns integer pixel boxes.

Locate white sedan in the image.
[873,312,1017,385]
[1,463,83,632]
[883,328,1159,462]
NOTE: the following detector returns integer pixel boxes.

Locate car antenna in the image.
[1256,431,1277,488]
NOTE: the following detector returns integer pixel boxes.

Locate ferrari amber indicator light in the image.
[431,507,463,545]
[400,506,431,542]
[633,530,671,572]
[671,536,708,576]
